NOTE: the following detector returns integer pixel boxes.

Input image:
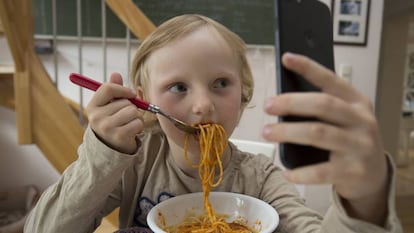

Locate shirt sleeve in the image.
[321,153,403,233]
[24,126,137,233]
[260,163,323,233]
[260,153,403,233]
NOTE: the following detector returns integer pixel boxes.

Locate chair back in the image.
[229,138,277,161]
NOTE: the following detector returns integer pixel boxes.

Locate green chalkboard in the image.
[33,0,274,45]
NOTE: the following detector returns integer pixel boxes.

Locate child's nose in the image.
[192,92,215,116]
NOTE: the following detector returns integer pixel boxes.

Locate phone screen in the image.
[274,0,335,169]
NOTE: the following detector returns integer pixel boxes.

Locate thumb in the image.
[109,72,124,86]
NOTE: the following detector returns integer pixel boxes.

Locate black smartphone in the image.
[274,0,335,169]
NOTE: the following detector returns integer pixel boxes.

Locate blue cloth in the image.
[114,227,153,233]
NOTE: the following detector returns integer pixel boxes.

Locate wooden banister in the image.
[105,0,156,40]
[0,1,33,71]
[0,0,82,172]
[14,53,32,144]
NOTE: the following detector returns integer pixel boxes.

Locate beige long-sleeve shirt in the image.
[24,127,403,233]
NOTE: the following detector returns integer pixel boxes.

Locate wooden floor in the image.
[95,219,117,233]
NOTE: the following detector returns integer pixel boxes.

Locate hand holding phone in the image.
[274,0,334,169]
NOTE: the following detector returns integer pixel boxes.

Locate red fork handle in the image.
[69,73,151,111]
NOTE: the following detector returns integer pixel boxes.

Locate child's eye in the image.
[169,83,187,93]
[213,79,229,89]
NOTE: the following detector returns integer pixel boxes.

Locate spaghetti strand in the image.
[163,123,257,233]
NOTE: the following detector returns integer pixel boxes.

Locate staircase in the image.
[0,0,155,229]
[0,0,83,173]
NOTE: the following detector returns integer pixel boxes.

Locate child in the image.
[25,14,402,233]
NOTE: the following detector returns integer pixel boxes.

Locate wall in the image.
[328,0,384,104]
[0,0,385,215]
[0,107,60,191]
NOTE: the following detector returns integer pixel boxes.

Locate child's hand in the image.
[263,53,388,224]
[86,72,144,154]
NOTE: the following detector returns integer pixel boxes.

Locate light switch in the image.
[339,64,352,83]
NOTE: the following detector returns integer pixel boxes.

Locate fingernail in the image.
[263,125,272,137]
[283,52,297,62]
[282,170,289,177]
[284,52,296,57]
[264,98,273,110]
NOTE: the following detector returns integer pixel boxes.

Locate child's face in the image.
[145,26,242,154]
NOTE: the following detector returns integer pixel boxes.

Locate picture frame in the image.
[331,0,371,46]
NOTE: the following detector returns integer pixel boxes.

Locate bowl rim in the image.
[146,191,279,233]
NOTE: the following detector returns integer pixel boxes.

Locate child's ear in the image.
[136,86,145,100]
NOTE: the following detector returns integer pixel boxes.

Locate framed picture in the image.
[331,0,371,46]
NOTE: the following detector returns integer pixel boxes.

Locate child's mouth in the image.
[191,122,215,142]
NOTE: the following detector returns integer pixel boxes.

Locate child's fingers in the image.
[89,99,133,121]
[88,102,144,154]
[109,72,124,85]
[88,104,141,134]
[115,118,145,137]
[109,105,144,127]
[92,84,136,107]
[107,117,144,144]
[88,73,136,108]
[84,72,144,153]
[281,52,365,104]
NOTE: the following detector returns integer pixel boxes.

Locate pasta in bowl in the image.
[147,192,279,233]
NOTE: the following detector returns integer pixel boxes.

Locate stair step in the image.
[0,65,14,77]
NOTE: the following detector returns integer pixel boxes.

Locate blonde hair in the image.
[130,14,254,126]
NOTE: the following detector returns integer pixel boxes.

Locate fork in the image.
[69,73,200,134]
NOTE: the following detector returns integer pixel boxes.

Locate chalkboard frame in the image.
[33,0,275,45]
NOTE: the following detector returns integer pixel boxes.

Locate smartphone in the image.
[274,0,335,169]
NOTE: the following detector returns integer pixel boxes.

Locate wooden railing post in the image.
[0,0,34,144]
[14,52,32,144]
[105,0,156,40]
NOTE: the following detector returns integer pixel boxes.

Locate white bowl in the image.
[147,192,279,233]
